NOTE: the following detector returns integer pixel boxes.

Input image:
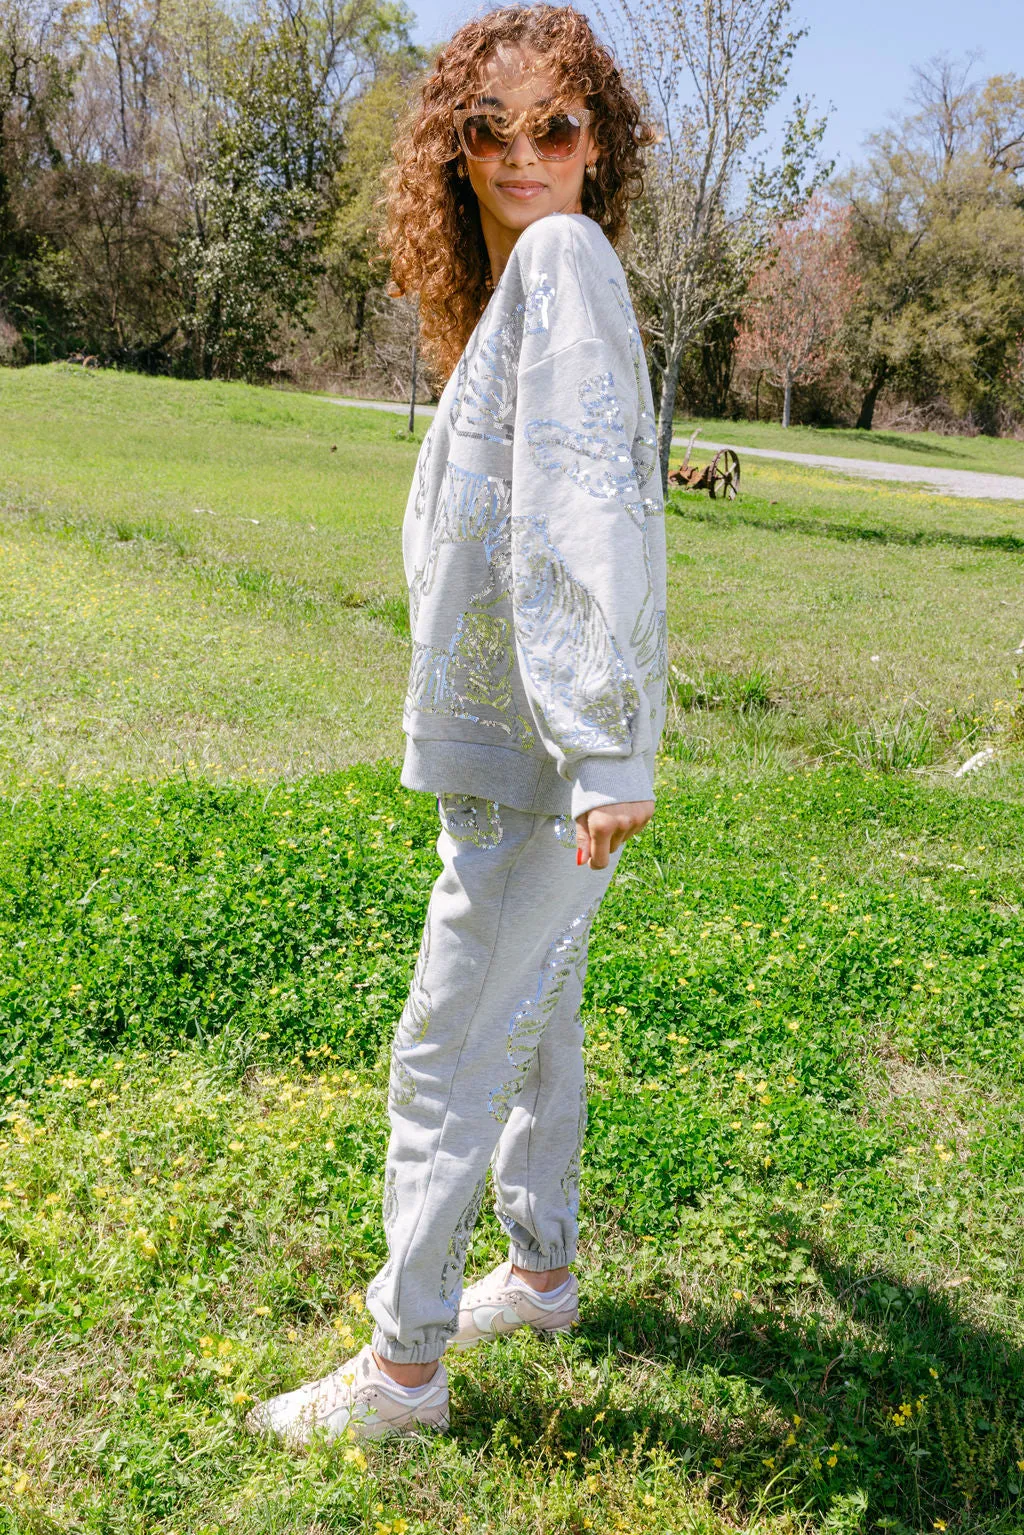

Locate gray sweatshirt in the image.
[400,211,667,820]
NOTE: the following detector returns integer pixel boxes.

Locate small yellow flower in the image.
[827,1454,837,1467]
[933,1524,947,1532]
[929,1367,939,1378]
[231,1391,250,1405]
[254,1305,271,1317]
[348,1292,365,1313]
[642,1493,655,1506]
[229,1140,244,1152]
[712,1457,723,1468]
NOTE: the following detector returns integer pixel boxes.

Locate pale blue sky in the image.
[406,0,1024,171]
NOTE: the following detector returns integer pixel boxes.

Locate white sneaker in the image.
[245,1342,449,1447]
[451,1260,579,1351]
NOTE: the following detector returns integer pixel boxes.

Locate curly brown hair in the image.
[379,4,654,383]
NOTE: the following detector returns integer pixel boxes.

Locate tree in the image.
[735,193,857,426]
[173,0,414,379]
[0,0,418,375]
[327,55,421,367]
[593,0,829,490]
[0,0,76,356]
[839,56,1024,431]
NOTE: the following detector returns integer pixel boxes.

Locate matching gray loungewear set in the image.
[365,213,669,1365]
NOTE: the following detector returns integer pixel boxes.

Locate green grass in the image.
[2,363,1024,1533]
[3,768,1024,1531]
[673,417,1024,478]
[1,367,1022,791]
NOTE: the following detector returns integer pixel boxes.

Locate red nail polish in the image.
[576,847,584,865]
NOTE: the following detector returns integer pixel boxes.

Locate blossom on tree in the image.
[736,194,859,426]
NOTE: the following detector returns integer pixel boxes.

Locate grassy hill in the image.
[1,364,1024,1534]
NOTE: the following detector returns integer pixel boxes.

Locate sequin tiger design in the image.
[439,1171,489,1316]
[511,516,640,758]
[405,611,536,749]
[488,902,600,1124]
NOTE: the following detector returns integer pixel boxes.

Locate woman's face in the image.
[460,45,598,238]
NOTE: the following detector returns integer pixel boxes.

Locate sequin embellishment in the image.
[525,371,642,504]
[388,916,432,1108]
[512,517,640,757]
[438,795,503,848]
[412,422,435,519]
[553,815,577,849]
[560,1082,588,1220]
[608,275,659,491]
[365,1163,400,1306]
[525,273,555,334]
[449,276,555,444]
[410,463,511,625]
[488,902,599,1124]
[405,612,535,749]
[439,1171,488,1314]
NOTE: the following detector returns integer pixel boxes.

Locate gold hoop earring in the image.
[585,162,597,178]
[456,161,467,179]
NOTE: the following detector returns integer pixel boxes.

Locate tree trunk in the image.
[782,366,792,428]
[408,326,418,434]
[856,367,887,430]
[352,289,366,359]
[656,343,684,497]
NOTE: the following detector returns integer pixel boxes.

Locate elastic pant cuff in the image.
[371,1326,451,1365]
[508,1242,576,1273]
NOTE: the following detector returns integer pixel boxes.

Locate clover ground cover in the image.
[1,365,1023,1533]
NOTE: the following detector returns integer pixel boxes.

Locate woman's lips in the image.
[497,181,547,199]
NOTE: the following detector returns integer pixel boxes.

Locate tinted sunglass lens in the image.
[535,114,581,158]
[463,114,506,158]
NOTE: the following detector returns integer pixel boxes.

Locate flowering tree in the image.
[735,194,858,426]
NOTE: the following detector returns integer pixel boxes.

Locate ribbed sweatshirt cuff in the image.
[569,755,655,820]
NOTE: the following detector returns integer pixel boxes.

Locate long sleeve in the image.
[508,230,666,820]
[399,213,666,822]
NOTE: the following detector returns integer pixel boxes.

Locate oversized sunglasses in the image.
[452,105,593,162]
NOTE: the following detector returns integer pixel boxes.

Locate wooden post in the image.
[408,309,419,435]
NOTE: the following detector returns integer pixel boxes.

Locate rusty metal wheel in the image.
[708,448,740,500]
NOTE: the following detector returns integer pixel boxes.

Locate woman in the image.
[248,2,667,1446]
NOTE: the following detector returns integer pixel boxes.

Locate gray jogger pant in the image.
[366,794,621,1364]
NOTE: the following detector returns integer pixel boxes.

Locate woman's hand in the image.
[576,801,654,870]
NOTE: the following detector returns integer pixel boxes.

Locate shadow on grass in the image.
[831,431,965,463]
[453,1238,1024,1532]
[669,499,1024,553]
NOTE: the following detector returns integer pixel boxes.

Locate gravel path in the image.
[323,397,1024,503]
[691,439,1024,503]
